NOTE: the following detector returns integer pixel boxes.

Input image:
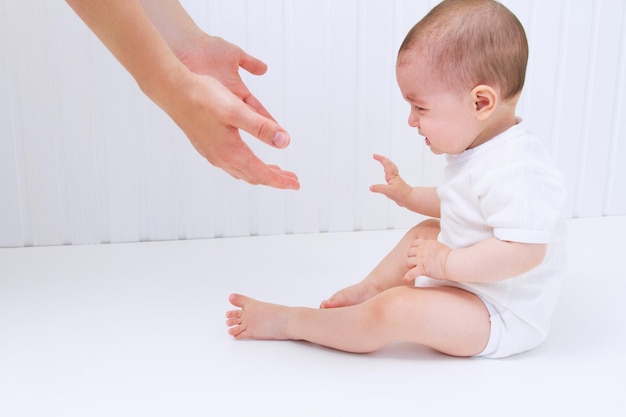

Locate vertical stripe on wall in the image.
[607,1,626,216]
[1,0,625,248]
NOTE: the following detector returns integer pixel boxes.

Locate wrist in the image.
[169,26,207,62]
[398,185,414,208]
[139,58,189,113]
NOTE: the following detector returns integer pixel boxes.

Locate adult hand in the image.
[67,0,299,190]
[161,69,299,188]
[172,35,299,189]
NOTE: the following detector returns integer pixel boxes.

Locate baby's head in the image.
[399,0,528,102]
[396,0,528,154]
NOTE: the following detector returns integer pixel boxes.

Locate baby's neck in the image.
[469,102,518,150]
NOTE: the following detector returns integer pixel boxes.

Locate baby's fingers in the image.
[369,183,389,195]
[372,153,397,171]
[403,267,422,282]
[409,238,425,249]
[372,154,399,182]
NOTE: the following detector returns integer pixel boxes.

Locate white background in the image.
[1,0,625,247]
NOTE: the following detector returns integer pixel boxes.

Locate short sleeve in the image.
[475,161,566,244]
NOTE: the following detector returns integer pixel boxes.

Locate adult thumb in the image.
[235,96,291,149]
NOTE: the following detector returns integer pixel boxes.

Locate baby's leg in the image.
[227,285,490,357]
[321,219,440,308]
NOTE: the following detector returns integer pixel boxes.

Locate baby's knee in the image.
[365,287,418,328]
[407,218,440,240]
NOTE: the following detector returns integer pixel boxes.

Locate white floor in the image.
[1,216,624,417]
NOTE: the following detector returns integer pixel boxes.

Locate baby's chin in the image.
[425,138,444,155]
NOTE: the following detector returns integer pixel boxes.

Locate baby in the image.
[226,0,566,359]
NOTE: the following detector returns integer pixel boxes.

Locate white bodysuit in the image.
[415,120,567,358]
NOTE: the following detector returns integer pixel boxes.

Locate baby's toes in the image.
[226,316,241,327]
[228,323,247,338]
[226,309,242,319]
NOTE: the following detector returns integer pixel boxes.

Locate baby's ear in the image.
[471,85,498,121]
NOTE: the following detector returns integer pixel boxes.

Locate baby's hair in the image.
[399,0,528,101]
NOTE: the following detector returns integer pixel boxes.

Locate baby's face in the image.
[396,56,482,155]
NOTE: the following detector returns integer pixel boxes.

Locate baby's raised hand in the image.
[403,239,451,282]
[369,154,412,207]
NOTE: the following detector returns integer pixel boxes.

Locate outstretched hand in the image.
[66,0,298,189]
[369,154,412,206]
[170,35,300,189]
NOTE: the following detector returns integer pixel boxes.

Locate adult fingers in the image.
[244,92,278,125]
[222,142,300,190]
[234,158,300,190]
[238,48,268,76]
[229,99,292,149]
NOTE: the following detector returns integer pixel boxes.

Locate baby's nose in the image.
[408,114,420,128]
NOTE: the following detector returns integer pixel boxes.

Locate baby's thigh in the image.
[375,286,490,356]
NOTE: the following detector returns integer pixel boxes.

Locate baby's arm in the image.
[404,237,547,283]
[446,238,547,283]
[369,154,440,218]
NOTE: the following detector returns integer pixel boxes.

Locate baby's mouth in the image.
[425,138,431,146]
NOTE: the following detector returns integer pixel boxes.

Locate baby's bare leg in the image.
[320,219,440,308]
[227,285,490,357]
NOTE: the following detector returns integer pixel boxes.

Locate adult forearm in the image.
[66,0,183,100]
[138,0,203,58]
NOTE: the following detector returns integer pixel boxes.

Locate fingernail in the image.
[273,131,289,148]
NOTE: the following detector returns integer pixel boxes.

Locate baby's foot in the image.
[319,280,381,309]
[226,294,290,340]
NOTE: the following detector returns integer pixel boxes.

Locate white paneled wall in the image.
[1,0,625,247]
